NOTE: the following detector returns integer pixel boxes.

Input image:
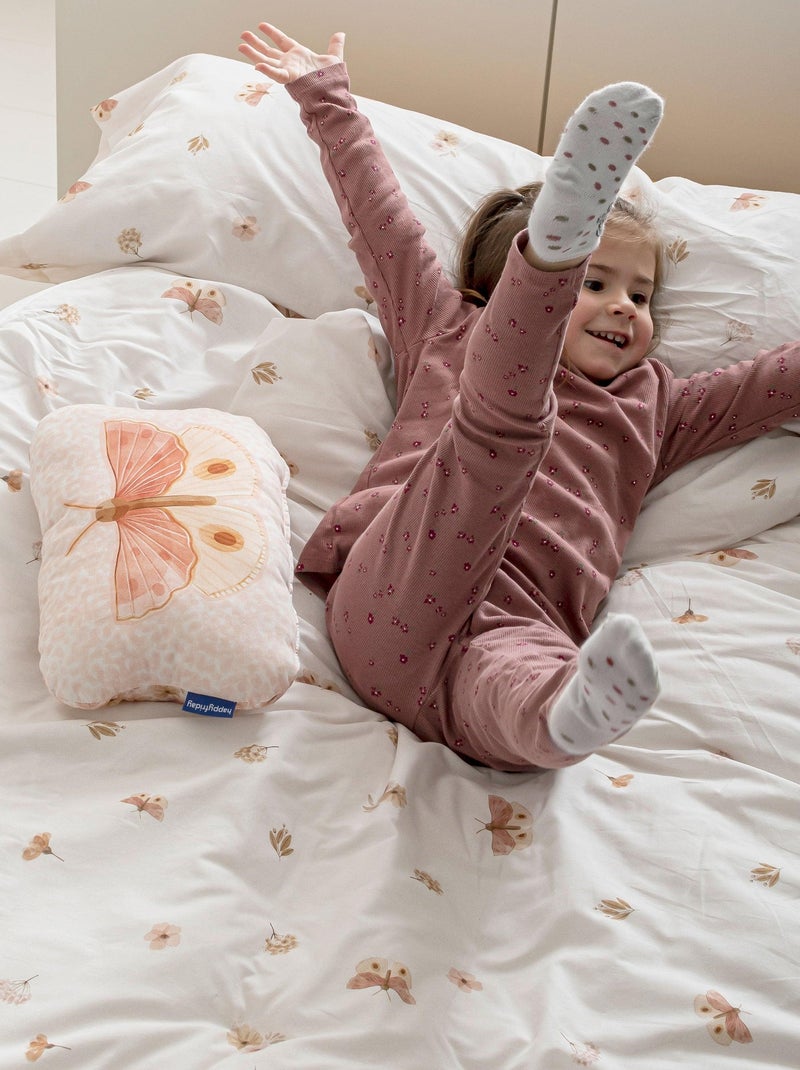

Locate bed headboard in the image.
[56,0,800,196]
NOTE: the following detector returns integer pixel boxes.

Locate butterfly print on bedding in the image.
[694,990,753,1045]
[476,794,533,855]
[65,420,266,620]
[161,279,226,323]
[346,959,416,1004]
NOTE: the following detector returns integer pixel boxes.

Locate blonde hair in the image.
[456,182,666,350]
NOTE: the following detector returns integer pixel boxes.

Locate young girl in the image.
[239,24,799,773]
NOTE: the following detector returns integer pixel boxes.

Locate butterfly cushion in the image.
[29,404,299,710]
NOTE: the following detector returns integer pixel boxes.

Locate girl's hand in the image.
[238,22,345,84]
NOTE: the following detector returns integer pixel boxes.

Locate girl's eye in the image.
[632,292,650,305]
[584,279,603,292]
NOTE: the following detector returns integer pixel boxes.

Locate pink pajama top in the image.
[289,65,799,644]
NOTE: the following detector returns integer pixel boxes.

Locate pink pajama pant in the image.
[326,257,589,773]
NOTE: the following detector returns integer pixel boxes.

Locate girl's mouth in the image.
[588,330,628,349]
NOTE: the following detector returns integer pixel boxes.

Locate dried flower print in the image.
[251,361,281,385]
[694,990,753,1045]
[431,129,459,155]
[596,896,635,920]
[187,134,210,155]
[786,637,800,656]
[117,227,144,257]
[411,869,443,895]
[364,428,382,451]
[269,824,294,859]
[133,387,156,400]
[447,968,483,993]
[264,924,298,955]
[3,469,22,492]
[227,1024,286,1052]
[85,720,125,740]
[562,1036,601,1066]
[722,319,754,345]
[363,782,408,811]
[48,303,80,325]
[22,833,64,862]
[0,976,36,1005]
[25,1034,71,1061]
[666,237,690,264]
[121,793,167,821]
[750,863,781,888]
[234,744,276,763]
[232,215,260,241]
[144,923,181,950]
[751,478,776,500]
[476,794,533,855]
[346,958,416,1004]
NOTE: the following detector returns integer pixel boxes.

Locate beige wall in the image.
[56,0,799,195]
[543,0,800,193]
[55,0,553,193]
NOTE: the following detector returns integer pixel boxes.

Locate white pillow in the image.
[0,53,546,319]
[651,177,800,375]
[229,308,396,514]
[30,404,299,711]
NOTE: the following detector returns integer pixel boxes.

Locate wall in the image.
[56,0,800,195]
[54,0,553,194]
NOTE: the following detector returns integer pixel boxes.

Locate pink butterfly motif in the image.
[476,794,533,855]
[91,98,118,122]
[59,180,91,203]
[65,420,266,621]
[161,279,226,324]
[235,81,271,106]
[346,958,416,1005]
[694,990,753,1045]
[121,793,168,821]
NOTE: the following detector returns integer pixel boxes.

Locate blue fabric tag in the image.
[183,692,236,718]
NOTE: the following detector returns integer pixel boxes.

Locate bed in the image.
[1,52,798,1068]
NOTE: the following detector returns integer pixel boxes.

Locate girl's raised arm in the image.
[239,23,345,84]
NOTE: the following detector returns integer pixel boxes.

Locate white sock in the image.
[528,82,664,262]
[548,613,660,755]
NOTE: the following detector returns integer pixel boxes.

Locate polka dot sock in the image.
[548,613,660,755]
[527,82,664,262]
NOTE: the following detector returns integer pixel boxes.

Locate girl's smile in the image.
[562,234,657,383]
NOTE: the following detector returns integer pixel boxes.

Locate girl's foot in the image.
[528,82,663,263]
[548,613,660,755]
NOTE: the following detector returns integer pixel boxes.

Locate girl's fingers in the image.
[327,31,346,60]
[257,22,298,52]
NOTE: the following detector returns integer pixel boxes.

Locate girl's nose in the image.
[609,293,637,319]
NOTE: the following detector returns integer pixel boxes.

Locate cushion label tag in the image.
[183,692,236,718]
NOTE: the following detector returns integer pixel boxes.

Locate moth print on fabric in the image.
[346,959,416,1005]
[65,420,266,620]
[161,279,226,323]
[694,990,753,1046]
[476,794,533,855]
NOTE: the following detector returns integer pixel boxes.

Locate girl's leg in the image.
[327,250,586,725]
[433,613,660,772]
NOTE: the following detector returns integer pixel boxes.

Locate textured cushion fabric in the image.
[29,404,298,710]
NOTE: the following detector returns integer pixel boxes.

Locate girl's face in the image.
[562,233,657,383]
